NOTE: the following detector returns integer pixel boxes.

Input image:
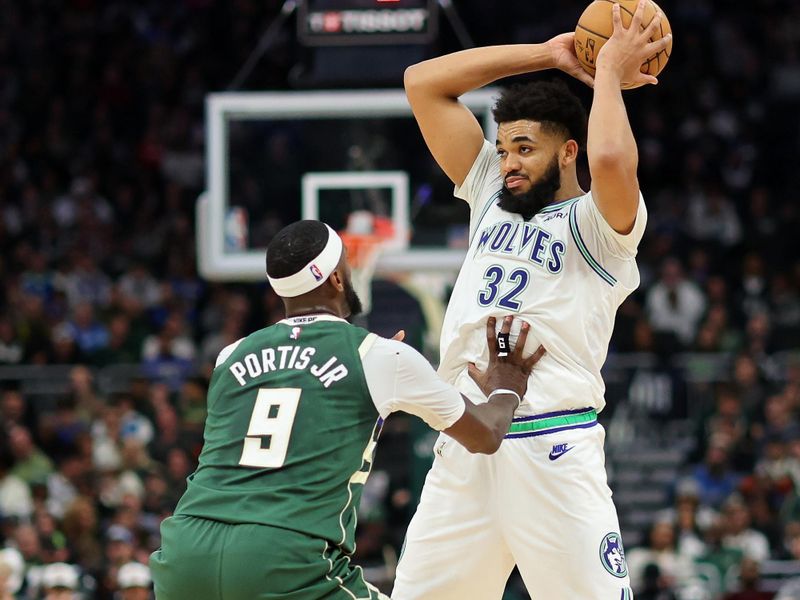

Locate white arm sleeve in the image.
[575,191,648,259]
[361,337,466,430]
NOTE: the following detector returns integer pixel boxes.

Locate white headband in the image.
[267,224,343,298]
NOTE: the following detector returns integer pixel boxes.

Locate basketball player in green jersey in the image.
[150,220,544,600]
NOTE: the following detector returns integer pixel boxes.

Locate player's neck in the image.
[284,304,346,320]
[553,180,584,204]
[286,308,341,317]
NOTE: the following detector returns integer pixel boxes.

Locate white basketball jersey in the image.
[439,140,648,415]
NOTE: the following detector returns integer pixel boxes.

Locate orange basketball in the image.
[574,0,672,89]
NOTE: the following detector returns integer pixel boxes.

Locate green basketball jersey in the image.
[174,316,380,554]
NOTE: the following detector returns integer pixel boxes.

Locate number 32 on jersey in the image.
[477,265,530,311]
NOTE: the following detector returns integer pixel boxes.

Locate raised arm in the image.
[588,0,671,233]
[404,35,594,187]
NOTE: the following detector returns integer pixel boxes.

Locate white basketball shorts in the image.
[392,417,633,600]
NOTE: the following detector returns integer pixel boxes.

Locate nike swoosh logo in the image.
[548,446,575,461]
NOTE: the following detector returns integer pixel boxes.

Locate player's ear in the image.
[329,269,345,292]
[561,139,579,167]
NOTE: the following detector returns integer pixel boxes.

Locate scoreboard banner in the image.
[298,0,438,46]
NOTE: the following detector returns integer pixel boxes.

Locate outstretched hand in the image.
[546,32,595,88]
[467,316,545,401]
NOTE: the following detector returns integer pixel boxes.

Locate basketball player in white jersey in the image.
[393,2,672,598]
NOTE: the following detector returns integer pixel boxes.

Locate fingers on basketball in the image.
[574,0,673,89]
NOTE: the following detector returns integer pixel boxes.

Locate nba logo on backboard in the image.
[310,264,324,281]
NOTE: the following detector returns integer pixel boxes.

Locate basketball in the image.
[574,0,672,89]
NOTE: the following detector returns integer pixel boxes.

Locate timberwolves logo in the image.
[599,532,627,578]
[309,264,324,282]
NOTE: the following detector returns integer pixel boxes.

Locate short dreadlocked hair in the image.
[492,80,587,148]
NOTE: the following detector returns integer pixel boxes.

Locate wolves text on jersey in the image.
[228,346,348,389]
[474,220,565,274]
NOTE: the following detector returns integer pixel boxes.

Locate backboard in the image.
[196,88,500,281]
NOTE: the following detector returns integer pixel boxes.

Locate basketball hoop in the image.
[340,232,384,316]
[339,210,398,315]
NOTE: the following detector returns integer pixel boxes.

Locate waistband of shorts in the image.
[505,407,598,439]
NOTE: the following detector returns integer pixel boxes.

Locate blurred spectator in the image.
[63,302,109,355]
[753,433,794,504]
[54,254,112,309]
[671,480,711,561]
[687,183,743,248]
[105,525,136,569]
[627,519,693,593]
[39,562,80,600]
[695,384,752,470]
[721,496,770,562]
[738,254,770,322]
[636,563,679,600]
[62,496,103,573]
[117,561,152,600]
[8,425,54,486]
[148,403,197,466]
[691,437,741,510]
[46,453,87,520]
[0,387,32,430]
[777,522,800,561]
[0,444,33,521]
[200,312,246,369]
[0,547,23,599]
[176,378,207,435]
[0,316,23,365]
[733,355,769,421]
[116,263,162,315]
[39,395,90,459]
[19,251,55,304]
[48,323,83,365]
[697,519,745,592]
[89,313,139,366]
[769,274,800,351]
[116,394,154,448]
[722,557,775,600]
[141,313,196,391]
[752,395,797,450]
[646,258,707,347]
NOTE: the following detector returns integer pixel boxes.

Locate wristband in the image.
[488,388,521,409]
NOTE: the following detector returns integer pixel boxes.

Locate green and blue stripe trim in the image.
[540,196,581,213]
[569,201,617,287]
[506,407,597,438]
[620,586,633,600]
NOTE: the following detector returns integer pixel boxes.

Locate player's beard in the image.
[498,155,562,220]
[343,276,363,318]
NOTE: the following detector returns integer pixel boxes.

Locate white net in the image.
[341,233,384,316]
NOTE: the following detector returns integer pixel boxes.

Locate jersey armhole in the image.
[358,333,378,359]
[214,337,245,368]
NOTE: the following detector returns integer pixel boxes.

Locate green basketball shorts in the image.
[150,515,388,600]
